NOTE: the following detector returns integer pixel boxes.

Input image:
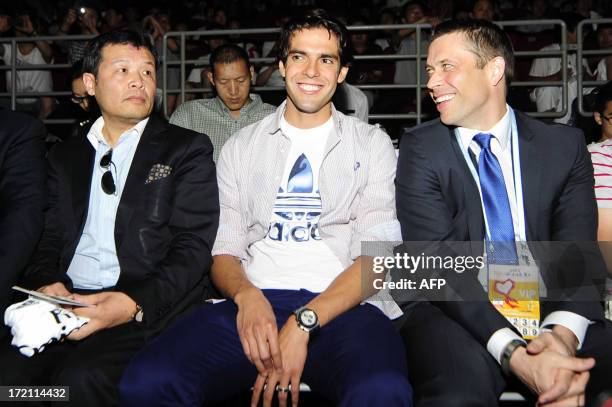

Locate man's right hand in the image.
[234,286,282,375]
[37,282,71,297]
[509,345,594,404]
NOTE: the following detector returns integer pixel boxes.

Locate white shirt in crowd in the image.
[1,44,52,105]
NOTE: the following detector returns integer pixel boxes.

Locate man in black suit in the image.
[0,29,219,406]
[0,110,46,333]
[396,19,611,406]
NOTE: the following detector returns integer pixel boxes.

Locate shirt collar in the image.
[213,93,262,118]
[86,116,150,150]
[457,104,511,152]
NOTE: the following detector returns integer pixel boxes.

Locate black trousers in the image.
[0,321,146,407]
[400,302,612,407]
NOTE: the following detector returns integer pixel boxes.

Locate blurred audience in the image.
[0,9,54,119]
[529,13,594,124]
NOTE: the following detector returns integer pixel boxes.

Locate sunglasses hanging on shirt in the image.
[99,149,116,195]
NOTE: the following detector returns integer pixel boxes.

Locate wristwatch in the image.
[132,304,144,323]
[500,339,525,376]
[293,306,320,335]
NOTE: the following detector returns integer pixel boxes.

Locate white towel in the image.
[4,298,89,357]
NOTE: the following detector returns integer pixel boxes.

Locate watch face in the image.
[299,309,317,327]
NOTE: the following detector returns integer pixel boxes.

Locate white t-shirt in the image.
[246,116,345,292]
[187,54,211,84]
[2,44,52,104]
[529,43,592,124]
[596,58,608,81]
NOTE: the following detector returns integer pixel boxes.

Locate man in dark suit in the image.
[396,19,612,406]
[0,110,46,333]
[0,29,219,406]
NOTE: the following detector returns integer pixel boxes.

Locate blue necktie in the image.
[473,133,517,264]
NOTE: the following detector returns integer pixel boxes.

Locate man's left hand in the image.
[251,318,309,407]
[67,292,137,340]
[527,327,589,405]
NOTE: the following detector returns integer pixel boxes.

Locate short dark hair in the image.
[432,19,514,85]
[82,29,158,77]
[278,9,351,66]
[210,44,250,73]
[593,81,612,114]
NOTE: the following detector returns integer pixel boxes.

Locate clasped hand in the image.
[511,328,594,407]
[235,288,309,407]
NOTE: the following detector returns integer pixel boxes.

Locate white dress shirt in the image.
[66,117,148,289]
[456,105,590,364]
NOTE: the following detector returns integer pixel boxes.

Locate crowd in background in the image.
[0,0,611,141]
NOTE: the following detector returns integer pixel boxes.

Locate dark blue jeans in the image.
[119,289,412,406]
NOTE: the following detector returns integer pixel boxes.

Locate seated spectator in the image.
[68,60,99,138]
[0,10,54,119]
[143,12,181,115]
[227,17,260,60]
[347,18,385,108]
[256,39,285,88]
[0,29,219,406]
[394,1,431,87]
[529,13,594,124]
[595,23,612,82]
[515,0,555,33]
[120,11,411,407]
[375,8,398,52]
[45,59,100,145]
[186,24,227,94]
[347,19,384,86]
[57,4,100,64]
[211,7,228,28]
[470,0,497,21]
[100,5,127,32]
[171,44,275,162]
[589,83,612,209]
[0,109,46,339]
[587,82,612,320]
[258,12,292,103]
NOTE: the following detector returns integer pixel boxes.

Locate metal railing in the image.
[576,18,612,117]
[0,33,94,124]
[161,20,571,123]
[1,20,610,125]
[161,24,432,121]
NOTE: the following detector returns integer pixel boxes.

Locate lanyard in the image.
[454,107,527,242]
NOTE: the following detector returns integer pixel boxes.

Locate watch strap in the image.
[501,339,525,376]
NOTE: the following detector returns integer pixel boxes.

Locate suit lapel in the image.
[71,138,95,231]
[449,128,486,242]
[515,113,539,241]
[114,115,166,251]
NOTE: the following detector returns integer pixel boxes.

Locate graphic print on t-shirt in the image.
[267,153,322,242]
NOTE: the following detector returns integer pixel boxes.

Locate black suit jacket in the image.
[0,110,46,315]
[23,115,219,330]
[396,111,605,346]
